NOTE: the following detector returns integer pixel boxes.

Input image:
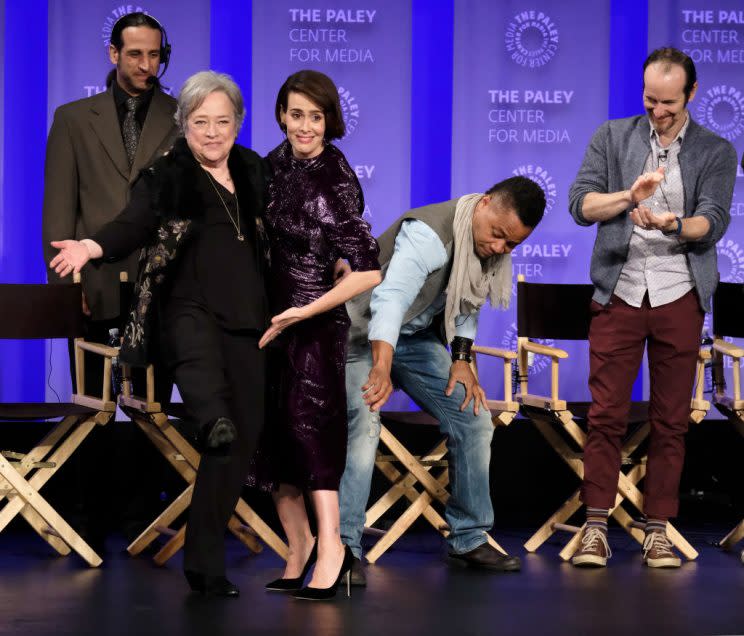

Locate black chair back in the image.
[517,280,595,340]
[712,282,744,339]
[0,283,84,339]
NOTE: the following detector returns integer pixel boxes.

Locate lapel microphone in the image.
[658,149,669,162]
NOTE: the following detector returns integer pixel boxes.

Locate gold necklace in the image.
[205,170,244,241]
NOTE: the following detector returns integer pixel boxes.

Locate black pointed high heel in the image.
[292,545,353,601]
[265,539,318,592]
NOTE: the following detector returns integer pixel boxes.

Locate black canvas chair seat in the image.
[0,402,100,421]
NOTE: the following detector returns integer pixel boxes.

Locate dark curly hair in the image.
[486,176,546,228]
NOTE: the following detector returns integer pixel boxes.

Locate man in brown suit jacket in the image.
[41,12,178,550]
[43,12,178,374]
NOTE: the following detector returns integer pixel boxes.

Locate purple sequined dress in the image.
[249,140,379,491]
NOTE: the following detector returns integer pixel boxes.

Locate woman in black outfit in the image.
[50,71,268,598]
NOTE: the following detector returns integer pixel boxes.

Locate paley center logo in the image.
[337,86,360,136]
[101,5,150,47]
[501,322,555,376]
[505,10,559,68]
[696,84,744,142]
[717,238,744,283]
[512,164,557,213]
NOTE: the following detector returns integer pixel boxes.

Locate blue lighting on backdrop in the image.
[1,1,740,406]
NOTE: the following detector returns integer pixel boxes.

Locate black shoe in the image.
[198,417,236,454]
[349,556,366,587]
[448,543,521,572]
[184,570,240,597]
[266,539,318,592]
[293,545,354,601]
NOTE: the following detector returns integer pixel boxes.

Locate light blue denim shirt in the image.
[368,219,479,349]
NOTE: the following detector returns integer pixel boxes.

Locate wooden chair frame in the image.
[362,345,519,563]
[516,276,710,561]
[710,332,744,553]
[0,275,117,567]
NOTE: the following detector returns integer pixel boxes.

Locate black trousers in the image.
[162,302,266,576]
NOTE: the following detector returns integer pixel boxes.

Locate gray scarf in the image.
[444,193,512,343]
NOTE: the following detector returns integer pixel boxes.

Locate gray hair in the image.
[175,71,245,133]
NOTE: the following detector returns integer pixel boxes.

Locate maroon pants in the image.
[581,290,704,519]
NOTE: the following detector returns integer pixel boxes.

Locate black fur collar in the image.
[144,136,257,220]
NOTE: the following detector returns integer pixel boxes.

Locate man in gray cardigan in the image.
[340,177,545,580]
[568,47,738,569]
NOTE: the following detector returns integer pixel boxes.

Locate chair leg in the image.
[378,426,450,502]
[234,499,289,561]
[0,416,77,507]
[228,516,262,554]
[153,524,186,566]
[0,417,98,532]
[720,519,744,551]
[365,471,449,564]
[368,459,451,537]
[366,438,448,529]
[524,487,583,553]
[0,456,101,566]
[127,485,193,556]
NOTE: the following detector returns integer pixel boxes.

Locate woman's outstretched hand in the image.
[258,306,309,348]
[49,240,100,278]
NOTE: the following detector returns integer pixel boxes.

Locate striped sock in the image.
[645,518,667,535]
[586,507,609,532]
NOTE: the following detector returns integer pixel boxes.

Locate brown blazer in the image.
[42,86,179,320]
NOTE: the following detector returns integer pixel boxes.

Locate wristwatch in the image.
[662,217,682,236]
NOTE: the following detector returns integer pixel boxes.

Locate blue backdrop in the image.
[1,0,742,409]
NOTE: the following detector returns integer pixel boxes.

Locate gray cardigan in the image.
[568,115,738,312]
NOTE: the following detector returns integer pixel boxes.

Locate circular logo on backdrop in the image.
[511,165,557,213]
[505,11,559,68]
[501,322,554,376]
[337,86,360,136]
[696,85,744,142]
[717,239,744,283]
[101,6,150,47]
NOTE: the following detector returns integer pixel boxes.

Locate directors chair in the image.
[515,275,709,561]
[362,345,519,564]
[0,275,117,567]
[708,282,744,555]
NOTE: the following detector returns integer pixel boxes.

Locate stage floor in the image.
[1,529,743,636]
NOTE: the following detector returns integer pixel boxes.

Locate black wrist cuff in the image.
[451,336,473,363]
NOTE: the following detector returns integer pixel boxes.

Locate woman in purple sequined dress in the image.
[254,70,380,599]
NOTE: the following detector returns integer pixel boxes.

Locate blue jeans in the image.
[339,330,495,556]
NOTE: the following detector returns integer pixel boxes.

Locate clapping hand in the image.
[629,205,677,232]
[629,166,665,203]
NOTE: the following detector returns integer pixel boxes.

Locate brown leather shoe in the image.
[571,526,611,567]
[448,543,521,572]
[642,531,681,568]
